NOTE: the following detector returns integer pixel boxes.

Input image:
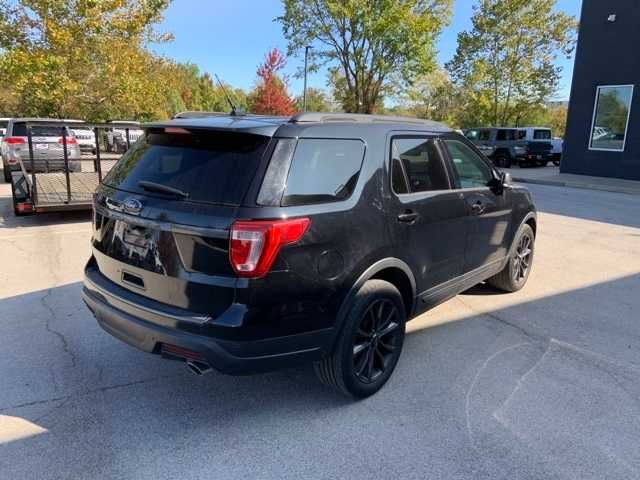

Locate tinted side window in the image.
[281,139,364,206]
[444,139,493,189]
[496,129,516,141]
[518,130,527,140]
[478,130,491,141]
[391,137,449,193]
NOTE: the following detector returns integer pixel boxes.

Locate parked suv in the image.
[464,127,553,168]
[83,113,537,398]
[517,127,562,166]
[1,118,81,182]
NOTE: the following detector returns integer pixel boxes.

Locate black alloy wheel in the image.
[314,279,406,398]
[487,223,535,292]
[512,230,533,284]
[352,299,401,384]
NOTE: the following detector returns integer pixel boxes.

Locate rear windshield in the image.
[12,123,71,137]
[103,129,269,206]
[534,129,552,139]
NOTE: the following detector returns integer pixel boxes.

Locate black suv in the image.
[83,112,537,398]
[464,127,553,168]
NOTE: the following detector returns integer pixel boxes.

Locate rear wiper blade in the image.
[137,180,189,199]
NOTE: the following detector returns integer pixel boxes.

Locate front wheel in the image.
[314,279,406,398]
[487,224,535,292]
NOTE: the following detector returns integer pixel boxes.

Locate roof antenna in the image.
[215,74,244,116]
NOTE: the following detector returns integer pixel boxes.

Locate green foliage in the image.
[279,0,452,113]
[0,0,244,121]
[446,0,577,127]
[295,87,330,112]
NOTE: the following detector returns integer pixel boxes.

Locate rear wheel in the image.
[314,279,406,398]
[487,224,535,292]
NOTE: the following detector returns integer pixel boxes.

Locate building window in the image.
[589,85,634,151]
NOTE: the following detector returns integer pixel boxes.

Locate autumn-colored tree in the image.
[250,48,296,116]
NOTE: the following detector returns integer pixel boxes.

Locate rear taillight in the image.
[58,136,77,145]
[4,137,25,145]
[229,218,310,278]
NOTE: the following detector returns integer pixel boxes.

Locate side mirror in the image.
[488,171,511,195]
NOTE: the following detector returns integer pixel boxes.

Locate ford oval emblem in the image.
[123,198,143,215]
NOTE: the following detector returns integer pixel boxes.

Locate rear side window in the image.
[391,137,449,193]
[496,129,516,141]
[534,129,552,139]
[103,129,269,206]
[281,139,364,206]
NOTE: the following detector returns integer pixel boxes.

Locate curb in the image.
[512,176,640,196]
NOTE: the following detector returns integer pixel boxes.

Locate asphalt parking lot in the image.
[1,174,640,479]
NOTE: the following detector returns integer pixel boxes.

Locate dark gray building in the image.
[562,0,640,180]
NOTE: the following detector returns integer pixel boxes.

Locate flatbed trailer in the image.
[9,121,135,215]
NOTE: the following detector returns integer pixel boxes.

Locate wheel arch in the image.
[336,258,417,330]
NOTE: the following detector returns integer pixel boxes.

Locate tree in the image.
[0,0,173,120]
[446,0,576,127]
[279,0,452,114]
[396,68,460,124]
[295,87,330,112]
[250,48,296,116]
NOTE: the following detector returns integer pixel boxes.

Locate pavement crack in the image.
[0,374,181,416]
[456,296,547,343]
[40,288,77,369]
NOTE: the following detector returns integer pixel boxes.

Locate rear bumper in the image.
[82,263,333,375]
[516,153,553,163]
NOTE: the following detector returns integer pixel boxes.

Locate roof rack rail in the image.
[289,112,447,128]
[172,111,231,119]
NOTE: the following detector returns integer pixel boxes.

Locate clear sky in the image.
[152,0,582,101]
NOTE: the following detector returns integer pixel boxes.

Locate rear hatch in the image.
[91,127,271,316]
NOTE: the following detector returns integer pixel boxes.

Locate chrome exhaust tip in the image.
[186,360,213,376]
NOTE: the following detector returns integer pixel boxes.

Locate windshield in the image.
[103,128,269,205]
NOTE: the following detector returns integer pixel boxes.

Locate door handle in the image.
[397,210,419,223]
[470,201,485,215]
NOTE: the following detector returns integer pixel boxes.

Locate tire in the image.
[314,279,407,398]
[494,154,511,168]
[10,177,27,216]
[3,164,11,183]
[487,224,535,292]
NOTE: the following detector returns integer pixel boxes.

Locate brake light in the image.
[57,136,77,145]
[229,218,310,278]
[4,137,25,144]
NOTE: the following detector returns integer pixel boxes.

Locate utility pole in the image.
[303,45,313,111]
